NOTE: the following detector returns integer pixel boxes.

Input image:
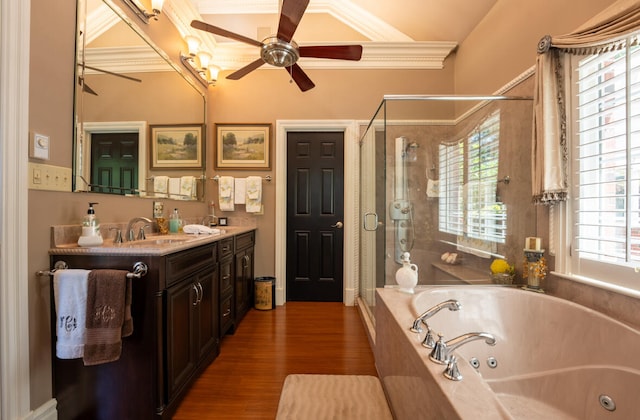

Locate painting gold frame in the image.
[215,123,271,169]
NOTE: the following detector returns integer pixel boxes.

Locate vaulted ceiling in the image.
[166,0,498,71]
[86,0,499,75]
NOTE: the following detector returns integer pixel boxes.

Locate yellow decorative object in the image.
[490,258,514,275]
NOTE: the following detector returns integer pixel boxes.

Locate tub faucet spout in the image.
[429,332,496,364]
[410,299,461,333]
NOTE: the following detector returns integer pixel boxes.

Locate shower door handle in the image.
[331,221,343,229]
[363,212,379,231]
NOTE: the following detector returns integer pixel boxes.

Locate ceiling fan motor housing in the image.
[261,36,300,67]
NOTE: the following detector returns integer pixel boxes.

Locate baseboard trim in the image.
[27,399,57,420]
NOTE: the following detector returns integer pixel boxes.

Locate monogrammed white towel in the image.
[53,269,90,359]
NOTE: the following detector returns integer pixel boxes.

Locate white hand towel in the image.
[219,176,234,211]
[246,176,262,213]
[182,224,221,235]
[234,178,246,204]
[168,177,181,200]
[180,176,197,199]
[53,269,91,359]
[153,176,169,198]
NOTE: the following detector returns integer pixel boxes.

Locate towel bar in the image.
[37,261,148,278]
[146,175,206,181]
[211,175,272,182]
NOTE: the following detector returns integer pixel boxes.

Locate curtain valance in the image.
[532,1,640,205]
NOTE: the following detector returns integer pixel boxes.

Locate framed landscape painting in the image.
[150,124,204,169]
[215,123,271,169]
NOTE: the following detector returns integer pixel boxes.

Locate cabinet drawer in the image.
[235,231,255,252]
[220,295,234,335]
[219,259,233,294]
[218,237,234,259]
[166,243,217,287]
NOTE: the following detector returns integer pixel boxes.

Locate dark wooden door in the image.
[91,132,138,194]
[286,132,344,302]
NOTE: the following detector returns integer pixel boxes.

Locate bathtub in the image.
[375,286,640,419]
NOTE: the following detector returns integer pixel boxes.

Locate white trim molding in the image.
[275,120,359,306]
[212,41,457,71]
[1,0,32,418]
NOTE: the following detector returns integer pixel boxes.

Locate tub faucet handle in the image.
[429,333,448,364]
[443,355,463,381]
[421,326,436,349]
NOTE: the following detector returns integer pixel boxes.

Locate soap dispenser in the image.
[395,252,418,294]
[169,208,182,233]
[78,202,103,247]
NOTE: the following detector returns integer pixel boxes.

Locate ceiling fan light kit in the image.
[190,0,363,91]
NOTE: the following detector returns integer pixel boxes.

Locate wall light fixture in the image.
[180,37,218,87]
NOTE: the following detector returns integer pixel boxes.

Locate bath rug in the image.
[276,374,392,420]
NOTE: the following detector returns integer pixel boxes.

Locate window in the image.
[439,110,506,244]
[568,34,640,287]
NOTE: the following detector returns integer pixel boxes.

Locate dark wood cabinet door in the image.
[195,266,218,361]
[234,247,254,322]
[165,279,197,401]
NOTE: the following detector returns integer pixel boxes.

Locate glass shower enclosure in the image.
[358,94,535,326]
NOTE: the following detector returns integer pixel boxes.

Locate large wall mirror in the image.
[74,0,206,201]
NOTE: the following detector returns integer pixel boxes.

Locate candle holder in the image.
[523,249,546,292]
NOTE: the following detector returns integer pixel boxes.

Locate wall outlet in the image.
[28,163,72,192]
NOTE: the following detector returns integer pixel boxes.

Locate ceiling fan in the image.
[191,0,363,92]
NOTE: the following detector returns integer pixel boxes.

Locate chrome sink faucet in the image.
[429,332,496,365]
[125,217,153,241]
[410,299,461,334]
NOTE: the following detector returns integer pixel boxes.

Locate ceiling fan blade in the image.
[227,58,266,80]
[81,64,142,83]
[191,20,263,48]
[78,77,98,96]
[277,0,310,43]
[287,63,315,92]
[299,45,363,61]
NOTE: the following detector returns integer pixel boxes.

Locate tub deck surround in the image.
[49,224,255,256]
[375,288,511,420]
[377,287,640,420]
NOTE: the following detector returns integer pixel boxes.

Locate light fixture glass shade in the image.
[207,65,220,83]
[185,35,201,56]
[197,51,212,70]
[151,0,165,13]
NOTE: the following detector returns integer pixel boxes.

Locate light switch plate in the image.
[30,132,50,160]
[28,163,72,191]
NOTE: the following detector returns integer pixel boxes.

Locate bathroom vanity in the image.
[49,227,255,420]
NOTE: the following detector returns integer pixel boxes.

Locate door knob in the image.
[332,221,343,229]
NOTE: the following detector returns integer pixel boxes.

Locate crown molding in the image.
[213,41,457,70]
[84,46,173,73]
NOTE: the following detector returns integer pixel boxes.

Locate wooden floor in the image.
[173,302,378,419]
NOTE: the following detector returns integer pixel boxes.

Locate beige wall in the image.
[26,0,618,411]
[455,0,618,94]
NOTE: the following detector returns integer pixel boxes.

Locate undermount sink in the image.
[123,235,199,248]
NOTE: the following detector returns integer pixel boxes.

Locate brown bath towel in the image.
[83,269,130,366]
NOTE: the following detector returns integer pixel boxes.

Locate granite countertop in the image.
[49,225,256,256]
